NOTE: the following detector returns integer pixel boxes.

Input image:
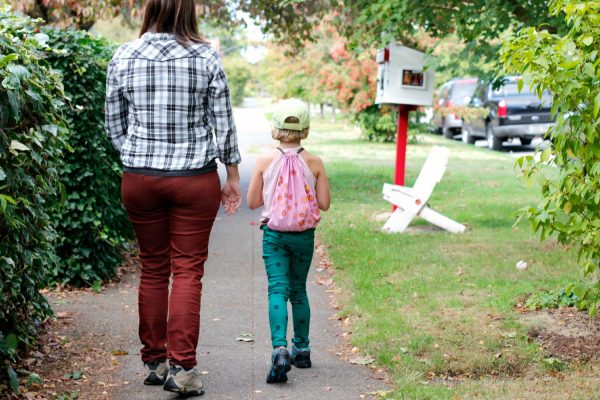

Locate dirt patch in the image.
[523,307,600,362]
[404,224,446,234]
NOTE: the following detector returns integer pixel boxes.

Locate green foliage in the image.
[12,0,336,48]
[0,7,67,366]
[55,391,80,400]
[355,105,396,142]
[259,44,322,102]
[63,370,83,380]
[542,357,567,372]
[502,0,600,314]
[259,19,379,112]
[340,0,566,75]
[44,28,132,287]
[26,372,43,387]
[430,35,498,85]
[7,366,19,394]
[525,287,580,310]
[355,105,424,143]
[223,56,251,106]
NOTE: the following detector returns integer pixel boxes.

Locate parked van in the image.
[432,78,477,139]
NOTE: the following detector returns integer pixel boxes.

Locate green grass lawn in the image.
[307,118,598,399]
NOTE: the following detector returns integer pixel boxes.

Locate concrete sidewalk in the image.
[51,101,388,399]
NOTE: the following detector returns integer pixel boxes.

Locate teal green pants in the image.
[262,226,315,349]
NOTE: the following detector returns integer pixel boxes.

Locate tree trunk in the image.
[319,103,325,119]
[31,0,50,23]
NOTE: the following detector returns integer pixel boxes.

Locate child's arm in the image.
[246,156,268,210]
[315,158,331,211]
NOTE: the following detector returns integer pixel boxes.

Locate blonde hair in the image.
[271,116,309,142]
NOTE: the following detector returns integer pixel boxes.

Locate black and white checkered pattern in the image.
[105,32,241,170]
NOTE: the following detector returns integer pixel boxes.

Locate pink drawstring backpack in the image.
[267,148,320,232]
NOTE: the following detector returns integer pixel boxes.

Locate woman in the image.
[105,0,241,396]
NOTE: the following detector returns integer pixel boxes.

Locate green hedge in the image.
[0,9,67,371]
[44,28,132,287]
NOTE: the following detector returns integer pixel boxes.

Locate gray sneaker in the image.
[143,360,168,385]
[163,365,205,396]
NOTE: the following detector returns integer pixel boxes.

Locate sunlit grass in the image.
[308,120,593,399]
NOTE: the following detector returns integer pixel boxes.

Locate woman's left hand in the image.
[222,178,242,215]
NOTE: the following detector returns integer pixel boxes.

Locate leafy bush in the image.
[223,56,251,106]
[356,105,396,142]
[356,105,423,143]
[44,28,132,287]
[502,1,600,314]
[0,8,67,369]
[525,287,579,310]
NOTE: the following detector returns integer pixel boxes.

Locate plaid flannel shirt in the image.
[105,32,241,171]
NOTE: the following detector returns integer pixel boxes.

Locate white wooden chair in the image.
[382,146,466,233]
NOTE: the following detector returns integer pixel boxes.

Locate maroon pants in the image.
[121,172,221,368]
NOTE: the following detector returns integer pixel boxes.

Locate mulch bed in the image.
[524,307,600,362]
[1,314,114,400]
[1,252,140,400]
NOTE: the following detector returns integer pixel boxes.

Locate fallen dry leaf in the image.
[236,333,254,342]
[369,390,392,398]
[350,355,375,365]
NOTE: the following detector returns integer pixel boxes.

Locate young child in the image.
[247,98,330,384]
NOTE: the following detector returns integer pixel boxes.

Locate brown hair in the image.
[139,0,207,46]
[272,117,309,142]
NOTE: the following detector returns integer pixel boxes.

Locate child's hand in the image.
[222,179,242,215]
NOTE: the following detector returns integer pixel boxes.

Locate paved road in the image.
[447,134,548,158]
[52,100,388,400]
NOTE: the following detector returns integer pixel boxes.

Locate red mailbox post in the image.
[375,43,435,187]
[394,104,417,186]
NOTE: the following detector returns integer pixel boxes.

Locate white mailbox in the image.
[375,43,435,106]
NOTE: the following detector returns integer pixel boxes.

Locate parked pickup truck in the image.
[462,76,554,150]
